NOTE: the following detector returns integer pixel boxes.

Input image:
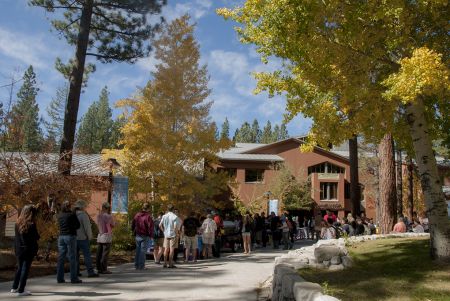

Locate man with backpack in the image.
[182,212,200,263]
[131,203,154,270]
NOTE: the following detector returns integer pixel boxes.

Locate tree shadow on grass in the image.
[300,238,450,301]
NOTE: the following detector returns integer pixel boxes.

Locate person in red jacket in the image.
[132,203,154,270]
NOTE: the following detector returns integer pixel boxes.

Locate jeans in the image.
[134,235,149,269]
[57,235,79,282]
[77,239,95,275]
[96,243,111,273]
[12,257,32,293]
[282,231,292,249]
[213,237,221,258]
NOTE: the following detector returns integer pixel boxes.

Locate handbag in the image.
[97,232,112,244]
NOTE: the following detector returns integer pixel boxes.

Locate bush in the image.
[111,214,135,251]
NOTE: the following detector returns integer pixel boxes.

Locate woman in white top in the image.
[320,219,336,240]
[201,214,216,259]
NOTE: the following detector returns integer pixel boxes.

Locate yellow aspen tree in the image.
[114,15,230,212]
[218,1,450,259]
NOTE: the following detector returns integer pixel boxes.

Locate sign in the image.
[112,176,129,213]
[268,199,279,215]
[318,173,340,180]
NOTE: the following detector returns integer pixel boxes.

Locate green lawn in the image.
[299,237,450,301]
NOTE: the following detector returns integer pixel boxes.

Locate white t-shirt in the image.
[159,212,179,239]
[413,224,425,233]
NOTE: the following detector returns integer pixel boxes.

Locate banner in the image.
[268,199,279,215]
[112,176,129,213]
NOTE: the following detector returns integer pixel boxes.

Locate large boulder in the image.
[293,282,323,301]
[314,245,344,263]
[281,273,304,300]
[328,264,345,271]
[330,256,341,265]
[341,256,353,268]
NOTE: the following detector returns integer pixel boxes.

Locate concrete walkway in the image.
[0,241,314,301]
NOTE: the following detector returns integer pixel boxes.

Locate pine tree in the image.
[220,117,230,140]
[261,121,273,144]
[8,66,43,151]
[279,123,289,140]
[30,0,165,174]
[76,86,114,153]
[44,85,68,151]
[118,15,228,205]
[234,122,253,143]
[272,124,281,142]
[251,119,261,143]
[232,128,240,143]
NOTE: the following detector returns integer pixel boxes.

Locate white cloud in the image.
[0,27,59,70]
[163,0,213,21]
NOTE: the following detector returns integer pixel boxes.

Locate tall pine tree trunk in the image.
[405,98,450,260]
[396,148,403,217]
[349,135,360,216]
[406,157,414,220]
[58,0,93,174]
[378,133,397,234]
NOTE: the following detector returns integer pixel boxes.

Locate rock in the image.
[330,256,341,265]
[313,295,341,301]
[341,256,353,268]
[322,260,331,267]
[281,273,304,300]
[328,264,345,271]
[314,245,343,262]
[293,282,323,301]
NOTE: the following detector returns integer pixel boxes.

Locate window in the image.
[245,169,264,183]
[320,182,338,200]
[308,162,344,174]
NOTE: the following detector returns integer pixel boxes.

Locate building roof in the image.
[216,152,284,162]
[0,152,110,178]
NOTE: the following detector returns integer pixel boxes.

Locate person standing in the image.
[201,214,217,259]
[242,211,253,254]
[269,212,281,249]
[132,203,154,270]
[96,202,115,274]
[153,212,165,264]
[57,201,81,284]
[182,212,201,263]
[212,211,223,258]
[74,200,98,278]
[159,204,179,268]
[314,212,323,241]
[11,205,39,296]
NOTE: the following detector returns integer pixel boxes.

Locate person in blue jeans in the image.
[75,200,98,277]
[131,203,154,270]
[11,205,40,296]
[56,201,82,284]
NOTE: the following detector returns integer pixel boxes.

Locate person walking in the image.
[201,214,217,259]
[159,204,179,268]
[269,212,281,249]
[57,201,82,284]
[11,205,39,296]
[96,202,115,274]
[132,203,154,270]
[74,200,98,278]
[242,211,253,254]
[153,212,165,264]
[182,212,201,263]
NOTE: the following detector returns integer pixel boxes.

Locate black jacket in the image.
[15,223,40,260]
[58,212,80,236]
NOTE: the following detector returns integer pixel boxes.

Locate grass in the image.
[299,237,450,301]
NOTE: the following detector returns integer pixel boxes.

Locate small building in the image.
[215,138,355,218]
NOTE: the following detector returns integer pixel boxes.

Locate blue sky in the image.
[0,0,311,137]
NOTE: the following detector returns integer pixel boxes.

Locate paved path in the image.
[0,241,314,301]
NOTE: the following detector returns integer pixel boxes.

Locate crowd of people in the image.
[10,202,430,296]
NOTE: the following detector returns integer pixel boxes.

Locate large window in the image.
[308,162,345,174]
[245,169,264,183]
[320,182,338,200]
